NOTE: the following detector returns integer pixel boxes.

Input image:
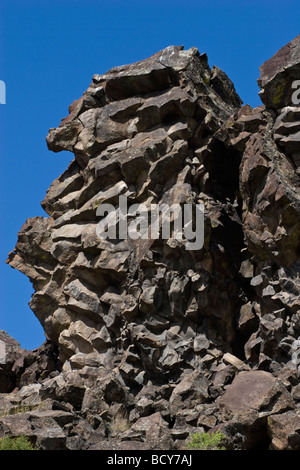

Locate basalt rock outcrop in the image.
[3,36,300,450]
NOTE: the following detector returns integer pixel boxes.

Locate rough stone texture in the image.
[7,45,244,384]
[0,331,23,393]
[267,410,300,450]
[258,34,300,109]
[218,370,294,415]
[3,37,300,449]
[0,331,60,394]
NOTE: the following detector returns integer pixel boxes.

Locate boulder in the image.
[258,34,300,109]
[120,412,173,450]
[218,370,294,416]
[267,410,300,450]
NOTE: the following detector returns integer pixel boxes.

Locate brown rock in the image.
[120,412,172,450]
[5,37,300,451]
[169,370,210,417]
[268,410,300,450]
[218,370,294,416]
[258,34,300,109]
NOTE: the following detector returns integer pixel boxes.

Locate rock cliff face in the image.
[3,36,300,450]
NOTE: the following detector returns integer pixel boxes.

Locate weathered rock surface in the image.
[0,331,60,394]
[3,37,300,449]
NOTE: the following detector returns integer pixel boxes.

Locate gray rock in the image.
[5,37,300,450]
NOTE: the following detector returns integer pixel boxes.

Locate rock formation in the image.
[2,36,300,450]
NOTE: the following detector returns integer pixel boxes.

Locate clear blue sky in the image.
[1,0,299,350]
